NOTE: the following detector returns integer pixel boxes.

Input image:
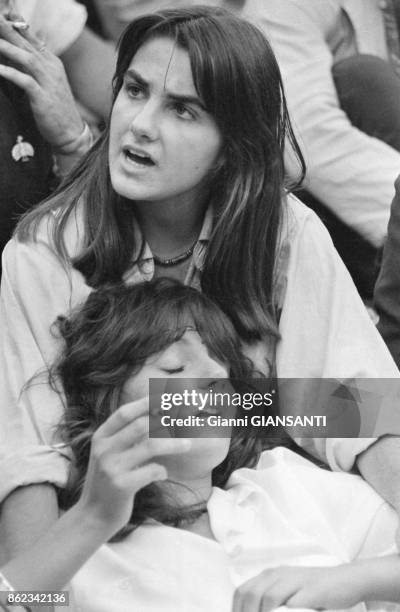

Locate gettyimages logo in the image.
[148,378,400,438]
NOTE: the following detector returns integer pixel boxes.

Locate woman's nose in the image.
[130,101,159,141]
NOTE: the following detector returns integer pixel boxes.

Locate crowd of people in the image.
[1,1,400,611]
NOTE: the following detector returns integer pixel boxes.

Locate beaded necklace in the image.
[153,241,197,267]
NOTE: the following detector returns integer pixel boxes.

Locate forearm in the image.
[53,121,94,177]
[357,436,400,511]
[1,502,110,592]
[0,485,59,562]
[351,555,400,603]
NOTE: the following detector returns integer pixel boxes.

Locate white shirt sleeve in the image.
[276,196,400,470]
[17,0,87,56]
[251,0,400,247]
[0,233,89,502]
[254,448,398,561]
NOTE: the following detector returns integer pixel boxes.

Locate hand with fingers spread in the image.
[232,564,367,612]
[0,14,87,152]
[75,396,191,539]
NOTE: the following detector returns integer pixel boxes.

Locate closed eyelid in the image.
[154,349,186,373]
[161,366,185,374]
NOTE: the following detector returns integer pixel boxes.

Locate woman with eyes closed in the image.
[0,5,399,575]
[1,279,399,612]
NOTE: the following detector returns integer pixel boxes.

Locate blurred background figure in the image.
[91,0,226,40]
[255,0,400,300]
[375,177,400,368]
[0,0,115,270]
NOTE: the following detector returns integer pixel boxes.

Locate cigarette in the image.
[12,20,29,31]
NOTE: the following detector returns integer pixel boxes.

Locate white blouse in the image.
[67,448,399,612]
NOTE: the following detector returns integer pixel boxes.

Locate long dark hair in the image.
[52,278,264,538]
[16,6,305,341]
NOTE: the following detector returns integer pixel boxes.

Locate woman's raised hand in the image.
[75,397,191,539]
[0,15,86,150]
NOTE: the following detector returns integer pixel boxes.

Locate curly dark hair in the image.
[52,278,266,540]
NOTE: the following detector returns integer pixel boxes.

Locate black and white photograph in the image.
[1,1,400,611]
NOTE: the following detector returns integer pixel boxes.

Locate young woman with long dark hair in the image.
[0,6,399,568]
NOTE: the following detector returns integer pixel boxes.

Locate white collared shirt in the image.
[69,448,398,612]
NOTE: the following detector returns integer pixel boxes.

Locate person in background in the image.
[254,0,400,300]
[374,177,400,368]
[91,0,229,40]
[0,0,115,266]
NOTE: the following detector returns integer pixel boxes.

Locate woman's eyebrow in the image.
[125,68,206,110]
[124,68,148,88]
